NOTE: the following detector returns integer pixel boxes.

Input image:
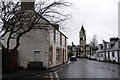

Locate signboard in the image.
[34,51,40,53]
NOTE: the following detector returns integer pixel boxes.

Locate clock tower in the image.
[79,25,86,57]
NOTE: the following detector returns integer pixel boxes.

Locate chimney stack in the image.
[52,24,59,30]
[110,37,119,42]
[21,0,35,11]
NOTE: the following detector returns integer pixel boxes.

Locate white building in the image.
[96,38,120,63]
[96,44,105,61]
[107,40,120,62]
[2,2,68,69]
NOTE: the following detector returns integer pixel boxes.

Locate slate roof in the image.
[97,39,120,53]
[107,40,120,51]
[8,10,68,38]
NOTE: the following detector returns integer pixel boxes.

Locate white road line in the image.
[50,72,54,79]
[54,71,60,80]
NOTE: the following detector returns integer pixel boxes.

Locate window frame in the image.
[49,45,53,65]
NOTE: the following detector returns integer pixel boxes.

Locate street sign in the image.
[34,51,40,53]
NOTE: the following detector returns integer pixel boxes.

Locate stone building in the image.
[79,25,86,57]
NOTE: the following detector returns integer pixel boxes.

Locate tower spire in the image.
[81,25,85,32]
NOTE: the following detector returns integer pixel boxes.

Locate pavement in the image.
[2,61,71,79]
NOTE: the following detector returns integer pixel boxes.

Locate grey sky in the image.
[1,0,119,45]
[59,0,119,45]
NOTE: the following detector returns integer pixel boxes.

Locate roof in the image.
[9,10,68,39]
[34,10,68,38]
[80,25,85,32]
[96,47,104,53]
[97,39,120,52]
[106,40,120,51]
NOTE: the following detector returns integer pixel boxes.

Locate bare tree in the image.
[0,0,70,68]
[35,0,70,30]
[89,34,98,48]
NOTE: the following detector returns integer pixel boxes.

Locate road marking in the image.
[50,72,53,79]
[56,68,63,72]
[54,71,59,78]
[50,72,55,80]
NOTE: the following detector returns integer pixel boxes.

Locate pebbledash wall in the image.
[2,18,68,69]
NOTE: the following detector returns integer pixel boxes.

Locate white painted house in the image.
[96,44,105,61]
[107,40,120,62]
[2,2,68,69]
[96,38,120,63]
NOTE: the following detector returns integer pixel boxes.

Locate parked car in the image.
[90,56,96,60]
[70,56,77,61]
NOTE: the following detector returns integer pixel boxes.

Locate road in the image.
[58,58,119,78]
[25,58,120,79]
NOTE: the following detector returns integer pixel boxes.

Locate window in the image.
[119,42,120,48]
[81,46,83,51]
[65,38,66,47]
[97,54,99,57]
[101,45,103,49]
[80,37,83,40]
[54,29,56,43]
[83,37,85,40]
[100,54,103,57]
[59,48,62,62]
[60,34,62,45]
[112,52,114,57]
[86,47,89,50]
[56,31,60,45]
[56,48,59,62]
[84,37,86,41]
[115,43,118,48]
[65,49,66,62]
[107,44,109,48]
[111,44,114,48]
[49,47,53,64]
[73,47,76,51]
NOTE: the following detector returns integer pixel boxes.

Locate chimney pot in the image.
[21,0,35,11]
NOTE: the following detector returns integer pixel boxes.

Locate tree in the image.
[89,34,98,48]
[0,0,70,68]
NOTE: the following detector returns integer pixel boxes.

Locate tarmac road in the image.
[58,58,119,78]
[23,58,120,80]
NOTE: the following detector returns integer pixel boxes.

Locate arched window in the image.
[80,36,83,40]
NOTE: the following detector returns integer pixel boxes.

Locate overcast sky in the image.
[1,0,119,45]
[59,0,119,45]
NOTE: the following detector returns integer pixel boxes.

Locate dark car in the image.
[70,56,77,61]
[89,56,96,60]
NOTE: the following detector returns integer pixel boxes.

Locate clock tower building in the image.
[79,25,86,57]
